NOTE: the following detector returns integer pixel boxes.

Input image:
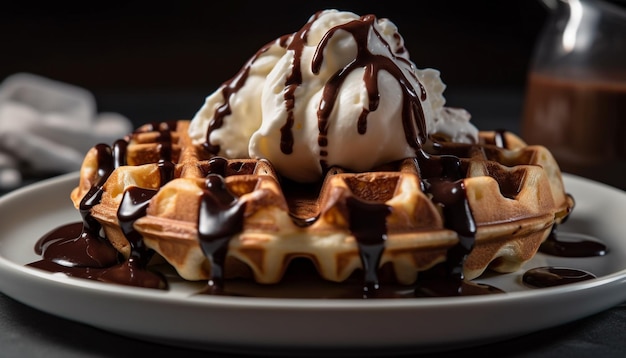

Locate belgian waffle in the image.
[70,120,574,293]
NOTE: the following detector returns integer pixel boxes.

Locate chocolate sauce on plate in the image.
[523,267,597,288]
[539,226,608,258]
[28,123,179,290]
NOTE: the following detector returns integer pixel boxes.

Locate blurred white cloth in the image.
[0,73,133,190]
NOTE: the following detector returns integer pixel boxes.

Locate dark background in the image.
[0,0,549,124]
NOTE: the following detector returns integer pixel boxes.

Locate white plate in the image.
[1,172,626,355]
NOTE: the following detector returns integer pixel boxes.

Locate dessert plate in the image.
[1,172,625,355]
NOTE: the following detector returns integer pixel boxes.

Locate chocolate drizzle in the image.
[204,37,289,155]
[278,13,321,155]
[345,196,392,298]
[310,14,427,172]
[414,152,481,297]
[113,139,128,167]
[116,188,158,257]
[82,185,167,289]
[197,174,247,294]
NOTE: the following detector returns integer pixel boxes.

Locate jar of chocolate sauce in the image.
[522,0,626,190]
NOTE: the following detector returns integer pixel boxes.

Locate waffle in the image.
[70,120,574,290]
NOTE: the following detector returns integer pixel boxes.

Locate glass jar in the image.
[521,0,626,190]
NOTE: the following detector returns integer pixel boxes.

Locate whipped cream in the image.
[189,9,478,182]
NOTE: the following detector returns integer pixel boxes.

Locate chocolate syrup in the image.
[310,14,427,171]
[112,139,128,167]
[151,120,178,162]
[539,226,608,258]
[345,196,391,298]
[197,174,247,294]
[414,153,485,297]
[30,144,119,268]
[28,124,177,290]
[28,219,166,289]
[203,36,289,155]
[112,186,166,286]
[29,222,120,269]
[28,142,127,282]
[278,12,320,156]
[526,192,604,288]
[523,267,596,288]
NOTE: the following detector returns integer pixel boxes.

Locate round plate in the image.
[1,172,625,355]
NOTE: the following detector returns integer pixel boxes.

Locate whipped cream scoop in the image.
[189,9,478,182]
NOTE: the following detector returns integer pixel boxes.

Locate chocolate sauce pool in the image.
[28,121,179,290]
[27,12,607,298]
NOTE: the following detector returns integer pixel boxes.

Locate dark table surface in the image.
[1,88,625,358]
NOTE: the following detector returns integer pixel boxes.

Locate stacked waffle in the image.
[70,120,573,290]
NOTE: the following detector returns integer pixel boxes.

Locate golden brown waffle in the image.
[70,121,574,293]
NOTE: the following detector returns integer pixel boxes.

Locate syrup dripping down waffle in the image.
[70,121,573,294]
